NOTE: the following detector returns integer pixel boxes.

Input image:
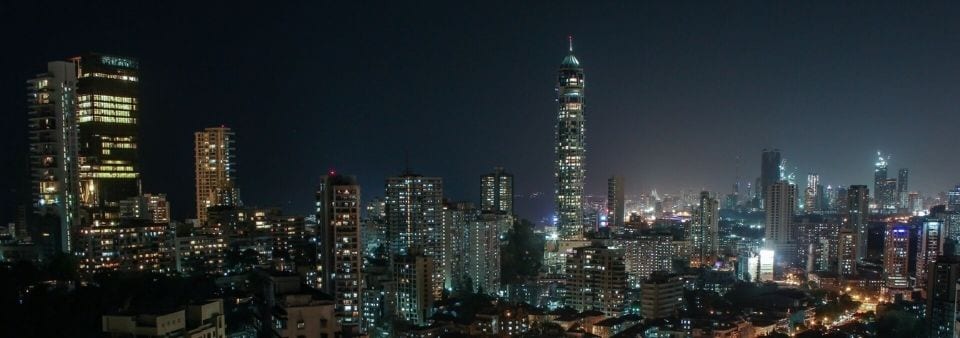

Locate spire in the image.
[568,35,574,52]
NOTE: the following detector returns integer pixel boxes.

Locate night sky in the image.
[3,1,960,222]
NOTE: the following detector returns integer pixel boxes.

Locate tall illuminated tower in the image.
[27,61,80,254]
[555,36,586,240]
[316,173,362,332]
[480,166,513,215]
[74,53,142,220]
[874,151,890,207]
[384,170,444,299]
[764,181,797,262]
[690,191,719,267]
[194,126,239,222]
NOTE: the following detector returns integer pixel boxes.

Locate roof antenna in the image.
[404,148,411,175]
[568,35,574,52]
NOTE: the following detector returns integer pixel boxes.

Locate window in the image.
[297,320,305,329]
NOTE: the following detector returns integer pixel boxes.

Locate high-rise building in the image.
[617,234,673,288]
[27,61,80,254]
[384,171,444,299]
[764,181,797,262]
[462,214,503,295]
[917,219,946,291]
[690,191,719,267]
[897,168,909,210]
[194,126,238,222]
[760,149,782,209]
[566,244,626,315]
[480,167,513,215]
[948,185,960,212]
[394,253,434,326]
[926,255,960,338]
[74,54,142,220]
[844,185,870,261]
[880,178,898,212]
[804,173,819,212]
[883,223,911,290]
[607,176,625,230]
[874,152,889,205]
[555,37,586,240]
[837,228,858,277]
[119,193,170,223]
[441,201,476,291]
[795,215,840,272]
[316,174,362,330]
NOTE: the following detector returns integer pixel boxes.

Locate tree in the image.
[501,219,544,284]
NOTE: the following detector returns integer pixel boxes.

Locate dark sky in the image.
[3,1,960,222]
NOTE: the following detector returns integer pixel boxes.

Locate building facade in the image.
[555,38,586,240]
[316,174,363,331]
[26,61,80,254]
[566,244,627,315]
[384,171,444,299]
[194,126,238,222]
[764,181,797,262]
[607,176,625,230]
[480,167,513,215]
[690,191,719,267]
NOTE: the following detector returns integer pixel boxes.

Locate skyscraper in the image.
[316,174,362,330]
[27,61,80,254]
[690,191,719,267]
[194,126,238,222]
[804,173,819,212]
[760,149,782,209]
[74,53,142,220]
[480,167,513,215]
[462,214,502,295]
[917,219,946,292]
[607,176,625,230]
[874,152,888,204]
[837,228,858,277]
[555,37,586,240]
[764,181,797,262]
[926,255,960,338]
[948,185,960,212]
[897,168,909,210]
[384,171,444,298]
[883,223,911,290]
[844,185,870,261]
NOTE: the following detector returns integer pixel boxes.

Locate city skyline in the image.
[6,3,960,337]
[4,2,960,223]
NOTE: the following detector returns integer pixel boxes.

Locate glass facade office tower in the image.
[316,174,362,331]
[27,61,79,254]
[555,38,586,240]
[27,53,140,253]
[74,54,142,220]
[194,126,239,222]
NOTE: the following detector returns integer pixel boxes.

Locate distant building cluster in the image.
[9,42,960,338]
